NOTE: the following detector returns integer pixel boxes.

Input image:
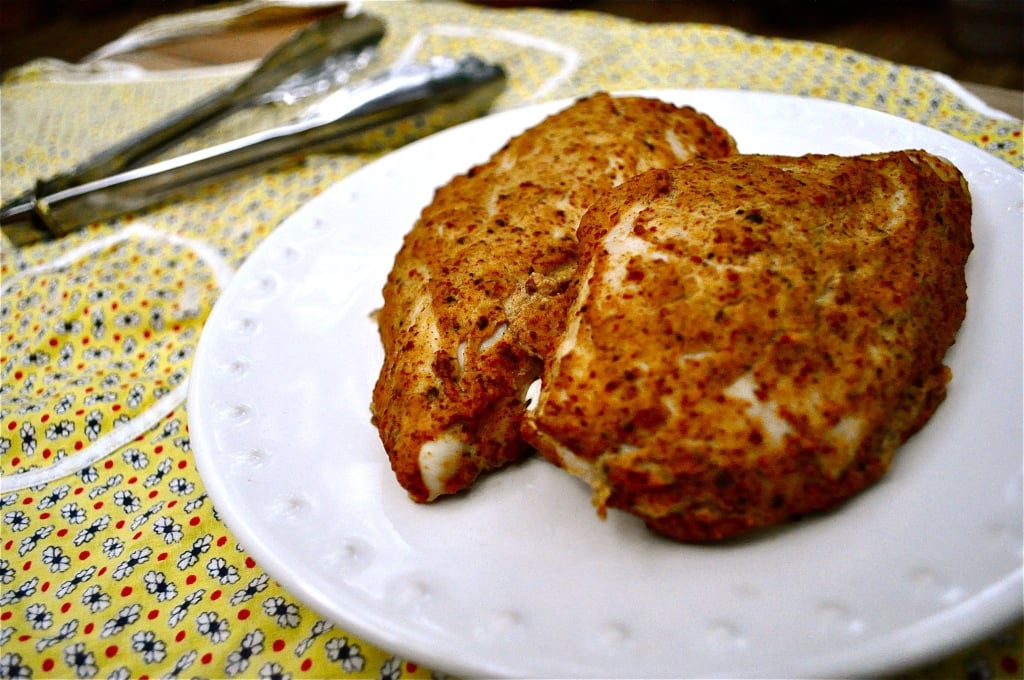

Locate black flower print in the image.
[142,570,177,602]
[84,389,117,405]
[122,448,147,470]
[230,573,269,605]
[3,511,30,532]
[112,547,151,581]
[106,666,130,680]
[37,484,70,510]
[34,619,76,652]
[144,459,172,487]
[10,285,32,312]
[42,370,72,387]
[170,347,191,362]
[55,566,95,598]
[380,656,402,680]
[99,535,122,557]
[41,545,71,573]
[86,288,112,304]
[45,419,74,440]
[17,373,36,396]
[0,652,31,679]
[112,490,141,514]
[90,309,105,339]
[294,618,333,655]
[129,502,162,531]
[166,650,198,678]
[206,557,240,585]
[225,629,264,677]
[15,400,43,415]
[55,319,83,335]
[150,287,176,301]
[18,525,53,556]
[114,311,141,328]
[196,611,230,643]
[68,374,93,388]
[177,534,212,570]
[262,596,300,628]
[130,630,167,664]
[168,589,204,627]
[78,465,98,484]
[101,603,141,638]
[63,642,98,678]
[25,602,53,630]
[18,422,35,457]
[325,636,365,674]
[168,477,194,495]
[60,502,86,525]
[73,515,110,547]
[149,306,166,331]
[89,474,122,499]
[153,516,183,544]
[22,351,50,367]
[83,410,103,442]
[183,496,206,514]
[0,577,38,605]
[258,662,291,680]
[81,585,111,613]
[127,384,145,409]
[158,419,181,439]
[0,560,14,585]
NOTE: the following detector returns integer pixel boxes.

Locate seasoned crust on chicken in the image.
[371,93,738,502]
[522,151,973,541]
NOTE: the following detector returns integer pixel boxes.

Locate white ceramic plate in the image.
[188,90,1023,678]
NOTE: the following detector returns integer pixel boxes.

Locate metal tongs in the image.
[1,12,506,245]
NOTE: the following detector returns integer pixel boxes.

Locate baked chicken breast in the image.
[523,151,973,541]
[372,93,737,502]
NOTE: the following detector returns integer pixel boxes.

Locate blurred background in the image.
[1,0,1021,88]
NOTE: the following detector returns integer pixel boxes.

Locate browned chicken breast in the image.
[523,151,973,541]
[372,93,738,502]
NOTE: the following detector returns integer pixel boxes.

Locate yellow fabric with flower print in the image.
[1,1,1021,678]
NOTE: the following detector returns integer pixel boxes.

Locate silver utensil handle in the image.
[33,56,506,236]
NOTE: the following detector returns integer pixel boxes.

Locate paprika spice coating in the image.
[522,151,973,541]
[371,93,738,502]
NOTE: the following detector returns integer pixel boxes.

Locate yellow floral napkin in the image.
[2,1,1021,678]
